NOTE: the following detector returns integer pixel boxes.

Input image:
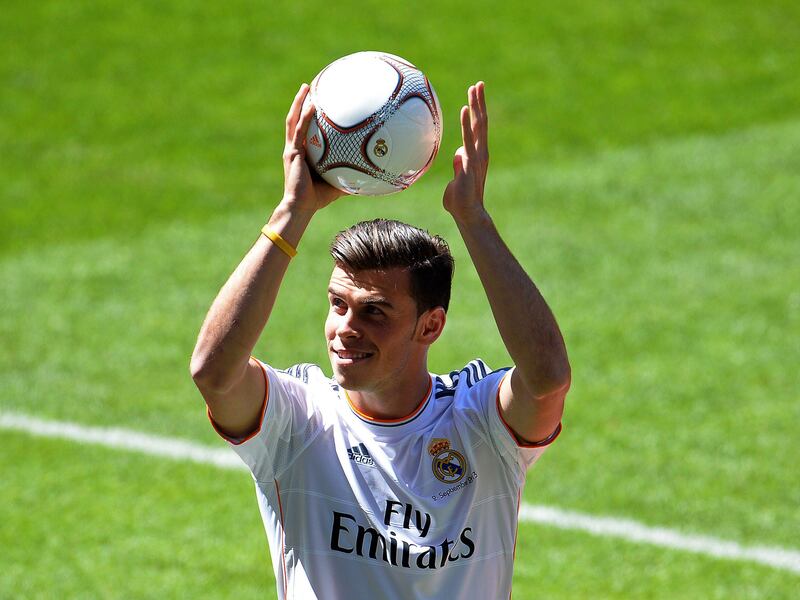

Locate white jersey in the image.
[210,359,560,600]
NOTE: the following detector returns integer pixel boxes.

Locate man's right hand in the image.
[191,84,343,439]
[282,84,344,211]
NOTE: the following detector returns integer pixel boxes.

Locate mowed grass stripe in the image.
[3,1,800,256]
[0,429,274,599]
[3,410,799,576]
[1,117,798,554]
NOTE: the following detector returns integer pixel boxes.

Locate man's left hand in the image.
[443,81,490,223]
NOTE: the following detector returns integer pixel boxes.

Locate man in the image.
[191,81,570,599]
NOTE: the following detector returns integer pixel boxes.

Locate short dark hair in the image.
[330,219,455,314]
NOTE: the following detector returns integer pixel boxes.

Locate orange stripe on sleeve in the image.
[495,371,563,448]
[206,357,270,446]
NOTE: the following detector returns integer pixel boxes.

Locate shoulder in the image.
[252,360,340,428]
[277,362,332,386]
[434,359,510,398]
[257,360,340,405]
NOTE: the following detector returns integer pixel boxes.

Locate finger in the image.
[468,84,480,134]
[285,83,309,143]
[474,81,487,131]
[452,147,466,178]
[291,99,316,152]
[474,81,487,121]
[460,105,476,158]
[470,82,488,153]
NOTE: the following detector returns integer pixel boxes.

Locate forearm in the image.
[190,199,314,391]
[454,209,570,396]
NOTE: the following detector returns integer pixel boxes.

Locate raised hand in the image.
[283,84,343,211]
[443,81,489,222]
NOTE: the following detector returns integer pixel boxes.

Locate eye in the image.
[329,296,347,313]
[364,305,384,316]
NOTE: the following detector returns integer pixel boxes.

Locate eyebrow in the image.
[362,296,393,308]
[328,288,395,309]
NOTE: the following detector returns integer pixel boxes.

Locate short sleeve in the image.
[486,369,561,473]
[448,361,560,484]
[209,360,327,482]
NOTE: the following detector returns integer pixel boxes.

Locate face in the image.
[325,265,442,395]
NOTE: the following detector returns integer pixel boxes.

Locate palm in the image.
[443,148,485,213]
[282,84,344,210]
[284,152,341,210]
[442,82,489,220]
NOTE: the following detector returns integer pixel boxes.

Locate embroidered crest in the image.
[429,438,467,484]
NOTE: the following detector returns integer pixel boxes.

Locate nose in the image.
[335,309,361,339]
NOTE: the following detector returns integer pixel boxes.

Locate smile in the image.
[333,349,374,362]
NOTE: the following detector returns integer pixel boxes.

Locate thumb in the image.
[452,147,467,178]
[291,100,316,156]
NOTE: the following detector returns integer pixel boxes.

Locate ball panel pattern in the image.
[309,53,442,194]
[325,166,400,196]
[313,57,400,129]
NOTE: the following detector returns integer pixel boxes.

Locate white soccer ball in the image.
[305,51,443,196]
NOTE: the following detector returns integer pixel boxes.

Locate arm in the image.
[190,84,342,438]
[444,82,571,443]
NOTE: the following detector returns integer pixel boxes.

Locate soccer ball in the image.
[305,51,443,196]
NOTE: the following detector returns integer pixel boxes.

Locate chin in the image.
[330,364,368,392]
[329,362,350,386]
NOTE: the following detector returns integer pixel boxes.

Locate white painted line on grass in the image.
[2,411,799,575]
[519,505,800,574]
[0,411,242,471]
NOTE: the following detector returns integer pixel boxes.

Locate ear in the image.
[415,307,447,345]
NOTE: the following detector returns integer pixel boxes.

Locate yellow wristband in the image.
[261,225,298,258]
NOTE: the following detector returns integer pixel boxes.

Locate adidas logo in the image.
[309,133,322,148]
[347,443,375,466]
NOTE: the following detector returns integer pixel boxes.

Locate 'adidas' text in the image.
[347,443,375,467]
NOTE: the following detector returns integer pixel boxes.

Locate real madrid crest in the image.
[373,138,389,157]
[429,438,467,484]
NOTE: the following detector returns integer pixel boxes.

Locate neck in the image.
[346,369,432,421]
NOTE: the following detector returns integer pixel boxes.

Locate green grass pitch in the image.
[2,0,799,598]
